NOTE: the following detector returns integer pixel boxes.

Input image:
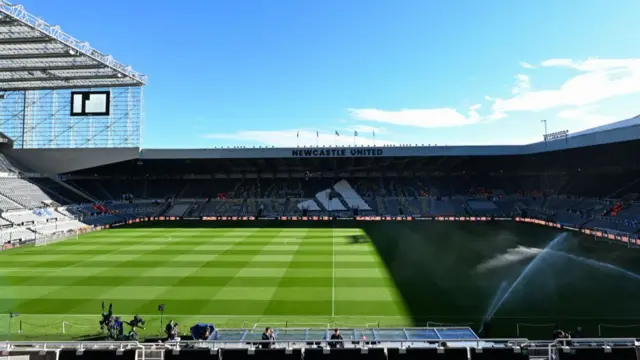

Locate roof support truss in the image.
[0,74,122,83]
[0,64,104,72]
[0,36,52,44]
[0,0,147,90]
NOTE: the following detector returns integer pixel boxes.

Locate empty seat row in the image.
[3,208,61,224]
[0,177,53,208]
[0,193,23,211]
[0,226,36,242]
[34,220,85,234]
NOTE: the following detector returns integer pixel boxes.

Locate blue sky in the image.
[17,0,640,148]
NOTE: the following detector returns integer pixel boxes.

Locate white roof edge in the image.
[569,114,640,138]
[0,0,147,85]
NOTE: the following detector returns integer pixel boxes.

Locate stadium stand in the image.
[0,153,17,173]
[0,177,57,208]
[2,1,640,353]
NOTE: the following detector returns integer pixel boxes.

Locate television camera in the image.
[98,302,146,340]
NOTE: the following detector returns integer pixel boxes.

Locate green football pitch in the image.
[0,226,411,339]
[3,221,640,340]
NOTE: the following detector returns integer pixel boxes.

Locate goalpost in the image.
[516,322,556,338]
[35,229,79,247]
[598,323,640,337]
[62,321,94,334]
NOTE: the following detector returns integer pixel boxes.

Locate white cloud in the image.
[347,105,482,128]
[511,74,531,95]
[557,106,617,131]
[345,124,385,135]
[491,58,640,116]
[520,62,535,69]
[470,104,482,110]
[460,135,542,146]
[540,58,639,72]
[539,58,575,68]
[203,129,396,147]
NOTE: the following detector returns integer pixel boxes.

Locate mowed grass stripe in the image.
[10,245,375,254]
[0,267,388,279]
[0,249,377,258]
[220,229,309,315]
[133,228,292,315]
[263,228,331,315]
[51,239,345,246]
[26,229,202,314]
[0,285,398,301]
[328,230,407,317]
[0,299,408,316]
[0,227,408,323]
[0,275,393,287]
[0,260,383,269]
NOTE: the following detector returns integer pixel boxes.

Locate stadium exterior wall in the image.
[5,147,139,174]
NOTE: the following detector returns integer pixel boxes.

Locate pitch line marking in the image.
[332,228,335,317]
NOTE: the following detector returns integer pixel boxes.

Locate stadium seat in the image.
[165,349,219,360]
[303,348,386,360]
[387,347,469,360]
[470,347,530,360]
[556,347,637,360]
[58,349,137,360]
[8,351,59,360]
[221,349,303,360]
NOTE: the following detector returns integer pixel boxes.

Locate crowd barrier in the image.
[2,339,640,360]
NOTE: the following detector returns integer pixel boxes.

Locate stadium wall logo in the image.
[291,148,384,157]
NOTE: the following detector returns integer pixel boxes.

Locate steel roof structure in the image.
[0,0,147,91]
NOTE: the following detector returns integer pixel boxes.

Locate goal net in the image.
[35,229,79,247]
[516,322,556,339]
[598,323,640,337]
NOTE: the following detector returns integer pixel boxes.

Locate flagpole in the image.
[297,131,299,147]
[316,131,319,147]
[373,131,376,146]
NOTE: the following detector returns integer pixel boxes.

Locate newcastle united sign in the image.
[292,148,384,158]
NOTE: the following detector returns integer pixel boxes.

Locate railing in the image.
[0,341,143,350]
[0,338,529,350]
[3,338,640,360]
[2,338,639,352]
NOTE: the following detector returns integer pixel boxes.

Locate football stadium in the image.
[2,1,640,360]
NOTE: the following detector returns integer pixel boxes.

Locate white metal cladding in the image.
[0,0,146,91]
[0,87,142,148]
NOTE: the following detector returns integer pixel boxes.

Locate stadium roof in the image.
[0,0,147,91]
